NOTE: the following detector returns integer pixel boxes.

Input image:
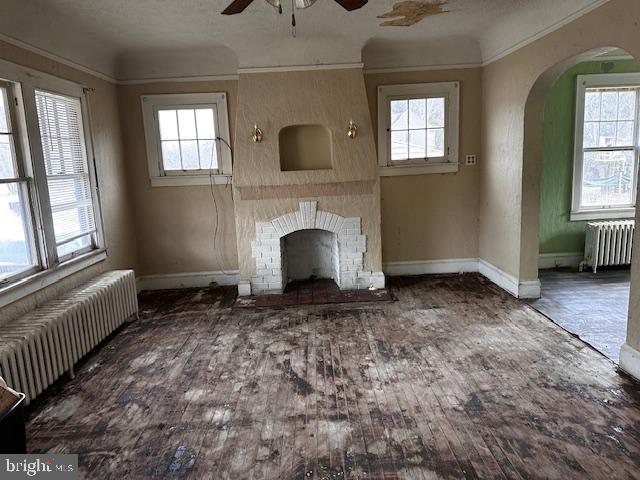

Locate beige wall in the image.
[117,80,239,275]
[0,40,137,321]
[117,67,484,280]
[365,68,482,263]
[478,0,640,349]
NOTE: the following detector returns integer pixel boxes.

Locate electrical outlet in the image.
[465,155,477,166]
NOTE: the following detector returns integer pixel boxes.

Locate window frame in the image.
[141,93,232,187]
[571,73,640,221]
[377,81,459,176]
[0,58,106,307]
[0,80,41,285]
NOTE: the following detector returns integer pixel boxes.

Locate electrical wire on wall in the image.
[208,136,235,280]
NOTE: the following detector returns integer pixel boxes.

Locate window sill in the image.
[570,208,636,222]
[0,249,107,309]
[379,162,458,177]
[150,174,232,187]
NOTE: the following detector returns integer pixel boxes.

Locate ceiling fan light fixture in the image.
[265,0,317,9]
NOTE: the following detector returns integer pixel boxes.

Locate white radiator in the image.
[581,220,635,273]
[0,270,137,404]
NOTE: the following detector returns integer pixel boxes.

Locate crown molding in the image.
[118,73,240,85]
[481,0,611,66]
[0,32,117,84]
[364,63,482,74]
[237,62,364,74]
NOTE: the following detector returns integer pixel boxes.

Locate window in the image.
[141,93,232,187]
[378,82,459,176]
[0,59,104,304]
[572,73,640,221]
[36,91,97,260]
[0,83,38,283]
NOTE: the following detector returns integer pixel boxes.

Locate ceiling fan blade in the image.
[222,0,255,15]
[333,0,368,11]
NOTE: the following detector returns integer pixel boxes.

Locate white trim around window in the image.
[141,93,232,187]
[571,73,640,221]
[377,81,459,176]
[0,58,106,306]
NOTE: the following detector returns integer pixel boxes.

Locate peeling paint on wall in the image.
[378,1,448,27]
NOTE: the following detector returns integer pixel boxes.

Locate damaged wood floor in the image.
[25,274,640,479]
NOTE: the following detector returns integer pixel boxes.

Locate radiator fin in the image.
[583,221,635,273]
[0,270,138,404]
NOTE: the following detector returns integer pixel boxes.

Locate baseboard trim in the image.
[620,343,640,382]
[478,259,540,299]
[383,258,479,276]
[478,259,519,297]
[538,252,583,269]
[135,260,542,299]
[136,270,240,292]
[384,258,539,299]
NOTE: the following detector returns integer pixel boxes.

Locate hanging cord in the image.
[291,0,296,37]
[208,136,235,279]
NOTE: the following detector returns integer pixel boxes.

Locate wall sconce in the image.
[347,120,358,139]
[252,124,264,143]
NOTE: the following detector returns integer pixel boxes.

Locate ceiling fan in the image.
[222,0,368,15]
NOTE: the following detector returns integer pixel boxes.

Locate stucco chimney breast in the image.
[232,68,384,296]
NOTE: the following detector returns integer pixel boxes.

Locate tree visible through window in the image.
[573,73,640,219]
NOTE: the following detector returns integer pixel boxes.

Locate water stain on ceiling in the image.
[378,0,449,27]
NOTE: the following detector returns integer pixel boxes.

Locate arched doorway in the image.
[521,47,640,364]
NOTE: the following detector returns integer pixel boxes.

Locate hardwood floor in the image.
[25,274,640,479]
[528,269,630,362]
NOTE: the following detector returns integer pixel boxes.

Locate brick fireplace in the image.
[232,67,384,296]
[241,200,384,295]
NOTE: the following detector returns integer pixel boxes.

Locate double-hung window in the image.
[0,82,38,283]
[141,93,232,187]
[572,73,640,220]
[0,60,104,303]
[377,82,459,176]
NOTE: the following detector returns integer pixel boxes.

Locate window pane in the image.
[158,110,179,140]
[584,91,601,121]
[180,140,199,170]
[600,91,619,121]
[161,140,181,170]
[408,130,426,159]
[0,182,35,281]
[195,108,216,139]
[198,140,217,169]
[408,99,426,129]
[391,130,408,160]
[428,129,445,157]
[427,97,445,128]
[57,234,91,258]
[581,150,635,208]
[598,122,617,147]
[390,100,408,130]
[36,90,97,257]
[0,134,16,179]
[583,122,598,148]
[0,87,9,134]
[616,121,635,146]
[618,91,636,120]
[177,109,197,139]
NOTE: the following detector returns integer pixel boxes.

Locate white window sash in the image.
[141,93,232,187]
[0,58,105,275]
[572,73,640,220]
[377,81,459,176]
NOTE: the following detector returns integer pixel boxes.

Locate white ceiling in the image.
[0,0,608,81]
